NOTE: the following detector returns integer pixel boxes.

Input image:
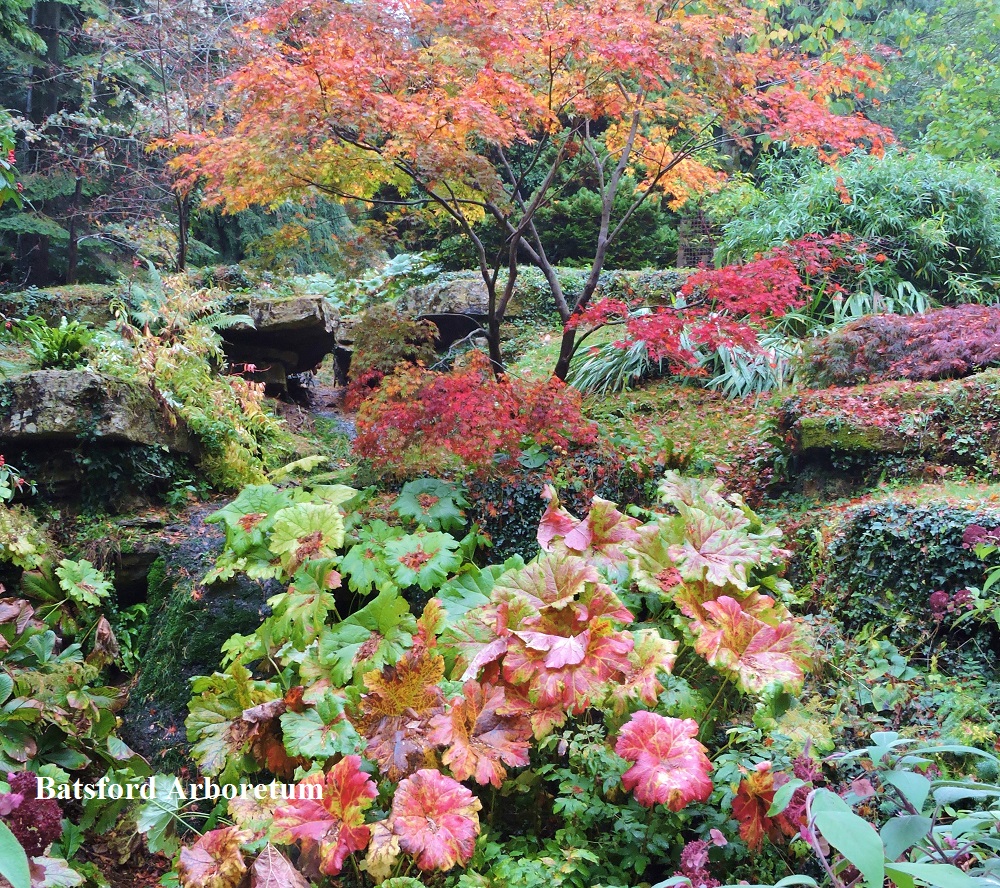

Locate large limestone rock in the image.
[222,296,340,386]
[399,274,490,315]
[0,369,195,452]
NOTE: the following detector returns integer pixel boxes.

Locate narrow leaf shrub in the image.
[719,149,1000,304]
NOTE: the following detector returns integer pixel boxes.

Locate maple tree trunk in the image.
[553,327,576,381]
[487,314,504,375]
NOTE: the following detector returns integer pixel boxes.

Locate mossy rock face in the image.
[782,369,1000,468]
[120,504,280,768]
[0,370,196,452]
[0,284,119,326]
[795,417,911,453]
[816,499,1000,674]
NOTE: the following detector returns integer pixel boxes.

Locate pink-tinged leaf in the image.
[537,485,579,551]
[250,844,309,888]
[564,497,641,565]
[512,630,588,668]
[669,514,759,588]
[427,681,532,787]
[693,596,809,693]
[676,581,782,631]
[492,554,598,615]
[658,473,730,513]
[497,683,568,739]
[178,826,252,888]
[608,629,679,714]
[582,582,634,624]
[271,755,377,875]
[615,712,713,810]
[438,605,507,681]
[391,769,482,872]
[503,621,632,713]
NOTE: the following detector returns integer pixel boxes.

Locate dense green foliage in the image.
[719,150,1000,304]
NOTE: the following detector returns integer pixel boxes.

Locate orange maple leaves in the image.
[165,0,891,215]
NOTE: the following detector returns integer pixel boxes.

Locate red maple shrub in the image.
[569,233,884,374]
[353,352,598,476]
[805,304,1000,387]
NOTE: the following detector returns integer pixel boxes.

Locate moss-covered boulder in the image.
[781,369,1000,469]
[222,295,340,384]
[0,369,195,452]
[120,504,280,768]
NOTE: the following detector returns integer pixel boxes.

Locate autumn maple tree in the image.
[169,0,890,377]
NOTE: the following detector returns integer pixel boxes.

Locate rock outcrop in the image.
[0,369,195,452]
[222,295,341,388]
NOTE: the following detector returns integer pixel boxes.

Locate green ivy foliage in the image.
[819,501,1000,662]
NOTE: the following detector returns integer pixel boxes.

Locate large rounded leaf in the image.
[615,711,713,810]
[391,769,482,871]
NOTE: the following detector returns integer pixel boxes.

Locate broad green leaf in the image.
[309,589,416,686]
[280,692,360,759]
[810,787,854,816]
[884,771,931,812]
[137,785,184,856]
[339,521,403,595]
[813,809,885,888]
[881,815,933,862]
[269,503,346,573]
[886,863,979,888]
[932,783,1000,804]
[436,561,522,622]
[55,559,113,606]
[0,820,30,888]
[393,478,469,533]
[385,531,462,592]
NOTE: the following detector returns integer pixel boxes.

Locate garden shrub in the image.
[804,304,1000,387]
[353,351,599,477]
[168,471,808,886]
[818,500,1000,661]
[347,303,438,383]
[719,149,1000,304]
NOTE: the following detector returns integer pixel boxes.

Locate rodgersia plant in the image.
[169,470,811,886]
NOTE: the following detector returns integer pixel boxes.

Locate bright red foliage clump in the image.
[353,352,598,475]
[571,233,891,374]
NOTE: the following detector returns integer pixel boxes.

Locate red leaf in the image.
[427,680,532,787]
[391,769,482,871]
[271,755,377,875]
[733,763,781,851]
[615,711,713,810]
